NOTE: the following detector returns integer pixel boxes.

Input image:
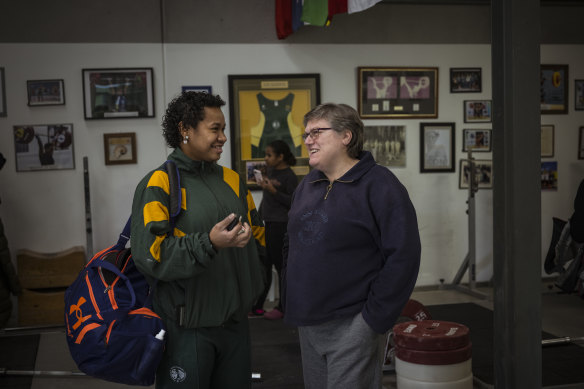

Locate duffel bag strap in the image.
[87,259,136,308]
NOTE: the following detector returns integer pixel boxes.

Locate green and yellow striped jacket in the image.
[131,148,266,328]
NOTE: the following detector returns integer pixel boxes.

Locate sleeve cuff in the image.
[202,233,218,256]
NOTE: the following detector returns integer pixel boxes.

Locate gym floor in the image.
[2,280,583,389]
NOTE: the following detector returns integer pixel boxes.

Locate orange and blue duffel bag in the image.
[64,217,165,386]
[64,160,181,385]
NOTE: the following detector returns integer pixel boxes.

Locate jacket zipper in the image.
[324,182,333,199]
[323,179,353,200]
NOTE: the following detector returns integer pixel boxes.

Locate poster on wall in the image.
[13,124,74,172]
[364,125,406,167]
[541,161,558,190]
[540,64,568,114]
[228,73,320,189]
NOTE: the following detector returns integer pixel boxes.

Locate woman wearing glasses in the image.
[282,103,421,389]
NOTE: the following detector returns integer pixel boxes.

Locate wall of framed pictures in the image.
[0,42,583,289]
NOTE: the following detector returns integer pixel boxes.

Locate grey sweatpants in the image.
[298,312,386,389]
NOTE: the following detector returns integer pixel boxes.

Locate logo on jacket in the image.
[170,366,186,383]
[298,209,328,245]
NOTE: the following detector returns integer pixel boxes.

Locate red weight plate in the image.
[400,299,432,321]
[396,342,472,365]
[393,320,470,351]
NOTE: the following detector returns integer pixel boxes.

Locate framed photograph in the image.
[364,125,406,167]
[464,100,492,123]
[104,132,137,165]
[26,79,65,106]
[228,73,320,188]
[575,80,584,111]
[357,67,438,119]
[246,161,267,185]
[541,125,554,158]
[0,67,6,117]
[541,161,558,190]
[462,129,491,152]
[459,159,493,189]
[578,127,584,160]
[540,64,568,114]
[420,122,455,173]
[13,124,74,172]
[182,85,212,94]
[82,68,154,120]
[450,68,482,93]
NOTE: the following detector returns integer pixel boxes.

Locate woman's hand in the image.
[208,213,252,250]
[258,178,278,194]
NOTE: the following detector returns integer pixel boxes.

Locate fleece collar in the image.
[307,151,376,184]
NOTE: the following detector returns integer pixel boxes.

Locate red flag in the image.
[329,0,348,18]
[276,0,293,40]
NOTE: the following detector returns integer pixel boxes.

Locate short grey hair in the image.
[303,103,363,158]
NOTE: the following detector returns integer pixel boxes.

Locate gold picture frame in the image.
[357,67,438,119]
[228,73,320,188]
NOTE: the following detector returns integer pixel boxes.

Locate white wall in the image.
[0,43,582,287]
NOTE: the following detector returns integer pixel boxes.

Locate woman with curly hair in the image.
[131,91,266,388]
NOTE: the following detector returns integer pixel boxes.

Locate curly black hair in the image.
[162,91,226,149]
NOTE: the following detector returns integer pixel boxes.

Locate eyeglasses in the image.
[302,127,333,141]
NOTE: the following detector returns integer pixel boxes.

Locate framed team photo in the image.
[364,125,406,167]
[450,68,482,93]
[464,100,492,123]
[26,79,65,106]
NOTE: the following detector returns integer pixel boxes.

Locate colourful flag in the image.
[301,0,328,26]
[276,0,294,39]
[348,0,382,14]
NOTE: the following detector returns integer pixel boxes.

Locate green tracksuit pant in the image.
[155,318,251,389]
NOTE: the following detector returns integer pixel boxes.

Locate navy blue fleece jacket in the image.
[283,151,420,334]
